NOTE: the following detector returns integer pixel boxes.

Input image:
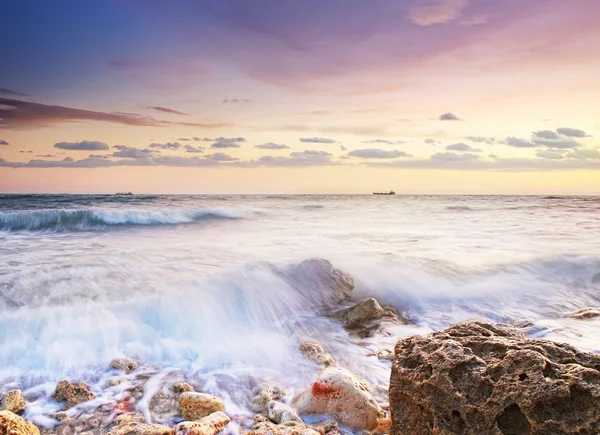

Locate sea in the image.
[1,194,599,427]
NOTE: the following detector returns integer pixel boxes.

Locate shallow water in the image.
[1,194,599,426]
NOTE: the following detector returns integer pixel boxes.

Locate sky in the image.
[1,0,600,194]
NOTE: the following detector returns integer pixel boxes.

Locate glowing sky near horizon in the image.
[1,0,600,193]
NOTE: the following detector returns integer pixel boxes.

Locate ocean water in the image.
[1,194,600,426]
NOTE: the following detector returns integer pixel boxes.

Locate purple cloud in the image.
[148,106,189,116]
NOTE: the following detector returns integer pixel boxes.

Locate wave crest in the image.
[0,207,251,232]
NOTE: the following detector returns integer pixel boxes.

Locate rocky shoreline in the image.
[1,260,599,434]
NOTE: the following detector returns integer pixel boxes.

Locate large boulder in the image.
[51,380,95,409]
[179,392,226,421]
[173,411,230,435]
[292,367,382,430]
[0,410,40,435]
[390,322,600,435]
[0,390,26,414]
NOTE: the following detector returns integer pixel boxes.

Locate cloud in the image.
[567,148,600,160]
[299,137,337,144]
[223,98,250,103]
[362,139,409,145]
[0,87,29,97]
[535,150,564,160]
[254,142,290,150]
[0,140,8,145]
[425,138,440,145]
[465,136,495,144]
[431,152,479,162]
[445,142,481,152]
[439,112,462,121]
[148,142,182,150]
[147,106,189,116]
[88,154,109,159]
[556,128,590,138]
[409,0,469,26]
[212,141,242,149]
[177,138,191,141]
[184,145,204,153]
[203,137,246,149]
[111,145,157,159]
[205,153,239,162]
[533,130,560,140]
[0,97,226,129]
[19,150,33,153]
[347,149,412,159]
[505,137,536,148]
[54,140,109,151]
[255,150,335,167]
[340,145,347,151]
[531,133,580,149]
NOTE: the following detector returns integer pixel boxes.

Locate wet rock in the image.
[110,357,140,374]
[51,380,95,409]
[243,419,320,435]
[113,412,145,426]
[284,259,354,306]
[173,382,195,393]
[591,272,600,283]
[106,421,171,435]
[179,392,226,421]
[0,410,40,435]
[104,378,127,388]
[173,411,230,435]
[374,417,391,435]
[389,321,600,435]
[376,348,394,361]
[298,342,336,368]
[267,400,302,424]
[250,383,287,413]
[566,308,600,319]
[333,298,385,327]
[292,367,382,430]
[0,389,27,414]
[311,419,339,434]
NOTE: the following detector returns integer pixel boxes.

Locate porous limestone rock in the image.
[179,392,226,421]
[242,419,320,435]
[0,410,40,435]
[172,411,230,435]
[267,400,302,424]
[298,342,336,368]
[566,308,600,319]
[249,383,287,413]
[173,382,195,393]
[106,421,171,435]
[0,390,26,414]
[334,298,385,327]
[110,357,140,374]
[389,321,600,435]
[51,380,95,409]
[292,367,382,430]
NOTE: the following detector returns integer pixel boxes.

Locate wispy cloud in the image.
[299,137,337,144]
[0,86,29,97]
[409,0,469,26]
[347,149,412,159]
[439,112,462,121]
[148,142,182,150]
[254,142,290,150]
[147,106,189,116]
[445,142,481,152]
[0,140,8,145]
[54,140,109,151]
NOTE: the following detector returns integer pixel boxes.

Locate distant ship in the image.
[115,192,133,196]
[373,191,395,195]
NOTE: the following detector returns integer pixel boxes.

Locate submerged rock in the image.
[284,259,354,306]
[106,421,171,435]
[292,367,382,430]
[0,389,26,414]
[333,298,385,327]
[249,383,287,413]
[566,308,600,320]
[298,342,336,368]
[267,400,302,424]
[0,410,40,435]
[173,382,195,394]
[179,392,226,421]
[243,419,320,435]
[51,380,95,409]
[389,321,600,435]
[110,357,140,374]
[173,411,230,435]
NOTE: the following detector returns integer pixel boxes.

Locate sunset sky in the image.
[1,0,599,194]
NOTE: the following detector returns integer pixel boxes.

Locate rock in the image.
[0,389,27,414]
[173,382,195,393]
[292,367,382,430]
[591,272,600,283]
[106,422,171,435]
[377,348,394,361]
[179,392,226,421]
[284,259,354,306]
[0,410,40,435]
[267,401,302,424]
[173,411,230,435]
[374,417,391,435]
[104,378,126,388]
[110,357,140,374]
[311,419,338,434]
[51,380,95,409]
[298,342,336,368]
[566,308,600,319]
[333,298,385,327]
[249,383,287,413]
[243,420,320,435]
[389,321,600,435]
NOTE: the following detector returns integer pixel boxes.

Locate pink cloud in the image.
[409,0,469,26]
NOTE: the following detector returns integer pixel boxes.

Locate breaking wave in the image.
[0,207,252,232]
